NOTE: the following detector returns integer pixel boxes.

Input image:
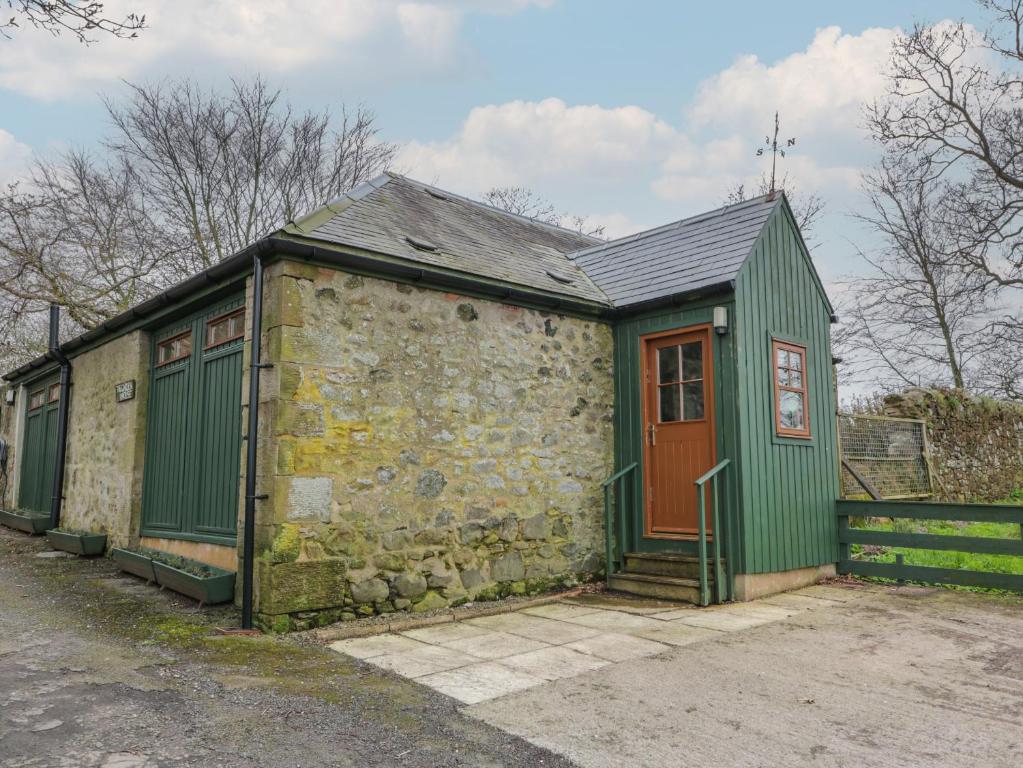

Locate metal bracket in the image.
[245,494,269,501]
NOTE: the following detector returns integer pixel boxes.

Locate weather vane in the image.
[755,111,796,194]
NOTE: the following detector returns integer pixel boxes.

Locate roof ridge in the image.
[567,192,781,260]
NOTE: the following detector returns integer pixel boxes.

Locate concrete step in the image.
[624,552,725,580]
[607,572,703,603]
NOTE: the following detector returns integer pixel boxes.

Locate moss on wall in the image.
[255,260,615,625]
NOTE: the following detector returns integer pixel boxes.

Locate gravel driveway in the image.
[0,527,571,768]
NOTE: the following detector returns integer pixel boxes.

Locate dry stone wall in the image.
[883,388,1023,502]
[255,260,614,630]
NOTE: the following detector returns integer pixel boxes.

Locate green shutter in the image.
[141,296,245,544]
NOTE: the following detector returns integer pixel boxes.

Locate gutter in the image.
[47,304,72,530]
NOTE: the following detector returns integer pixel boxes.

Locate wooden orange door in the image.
[642,326,716,537]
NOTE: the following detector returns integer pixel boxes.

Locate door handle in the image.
[647,423,656,446]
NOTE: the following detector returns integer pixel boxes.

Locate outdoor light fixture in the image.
[713,306,729,336]
[4,389,13,406]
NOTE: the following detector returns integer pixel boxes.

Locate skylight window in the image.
[405,236,439,252]
[545,269,575,285]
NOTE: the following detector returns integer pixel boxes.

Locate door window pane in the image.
[681,342,703,381]
[659,384,681,422]
[658,346,679,384]
[683,381,704,420]
[779,390,805,429]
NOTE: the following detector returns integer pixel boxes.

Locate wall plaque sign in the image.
[115,380,136,403]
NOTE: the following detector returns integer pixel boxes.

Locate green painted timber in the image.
[611,294,741,563]
[836,499,1023,524]
[140,294,245,545]
[17,374,60,513]
[837,499,1023,592]
[839,560,1023,592]
[732,200,839,574]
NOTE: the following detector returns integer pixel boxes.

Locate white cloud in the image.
[687,26,896,135]
[397,97,679,191]
[0,129,32,186]
[0,0,551,100]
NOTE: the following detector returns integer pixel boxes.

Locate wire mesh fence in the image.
[838,413,933,499]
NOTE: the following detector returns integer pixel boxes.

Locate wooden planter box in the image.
[152,559,236,606]
[110,547,156,582]
[0,509,51,535]
[46,529,107,556]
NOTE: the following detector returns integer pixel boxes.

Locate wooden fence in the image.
[837,499,1023,591]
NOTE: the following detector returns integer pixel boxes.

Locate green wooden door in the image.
[18,377,61,513]
[141,296,245,544]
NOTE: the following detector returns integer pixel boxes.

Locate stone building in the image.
[1,173,839,630]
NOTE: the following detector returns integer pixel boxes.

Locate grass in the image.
[850,490,1023,591]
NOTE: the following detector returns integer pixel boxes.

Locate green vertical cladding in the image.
[611,295,743,568]
[140,294,245,544]
[17,374,60,514]
[733,201,839,574]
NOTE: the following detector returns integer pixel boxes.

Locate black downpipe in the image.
[241,253,266,629]
[48,304,72,530]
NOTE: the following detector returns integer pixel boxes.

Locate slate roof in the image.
[288,173,608,304]
[568,194,783,308]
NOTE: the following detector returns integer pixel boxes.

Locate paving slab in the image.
[329,633,428,659]
[556,609,667,633]
[563,632,669,662]
[520,603,604,621]
[667,611,775,632]
[498,646,610,681]
[400,621,492,645]
[465,613,602,644]
[442,631,551,660]
[417,662,546,705]
[365,644,478,678]
[631,622,724,647]
[563,593,685,614]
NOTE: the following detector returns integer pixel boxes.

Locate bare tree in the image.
[483,186,606,239]
[865,1,1023,325]
[724,172,825,243]
[105,78,398,272]
[2,1,145,42]
[836,157,996,392]
[0,76,397,370]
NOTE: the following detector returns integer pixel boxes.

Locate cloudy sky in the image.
[0,0,972,288]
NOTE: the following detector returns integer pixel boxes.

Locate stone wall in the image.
[883,388,1023,502]
[62,332,150,546]
[0,382,18,510]
[255,260,614,630]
